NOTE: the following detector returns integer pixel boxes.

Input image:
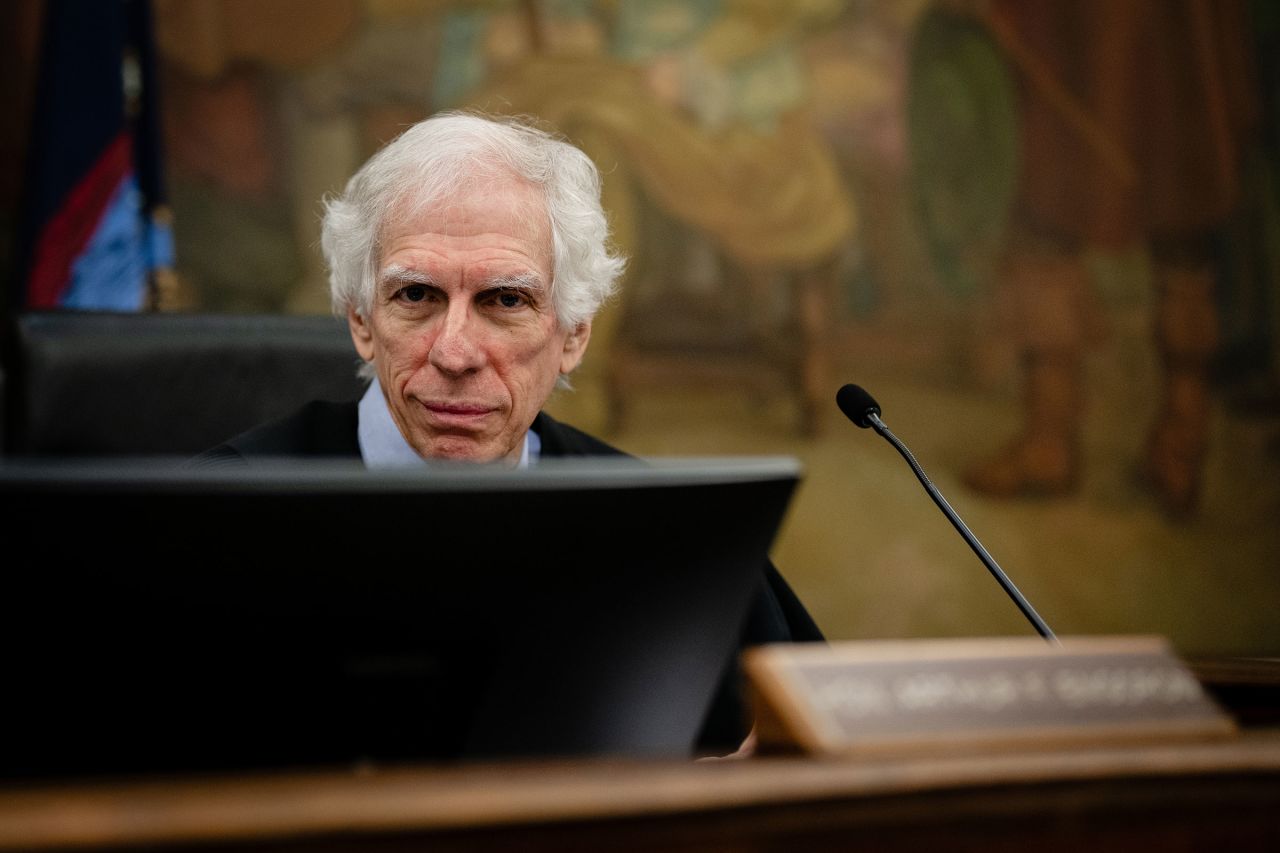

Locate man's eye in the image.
[400,285,428,302]
[495,290,526,309]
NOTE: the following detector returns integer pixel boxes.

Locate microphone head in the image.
[836,384,881,428]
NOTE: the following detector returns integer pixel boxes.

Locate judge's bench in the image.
[3,726,1280,851]
[2,312,1277,850]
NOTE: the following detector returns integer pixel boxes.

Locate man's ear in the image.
[348,307,375,364]
[559,320,592,375]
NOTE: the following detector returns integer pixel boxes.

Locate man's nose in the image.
[428,304,486,377]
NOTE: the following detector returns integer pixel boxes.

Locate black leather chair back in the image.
[3,312,367,455]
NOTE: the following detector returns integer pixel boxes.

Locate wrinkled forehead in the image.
[379,168,552,249]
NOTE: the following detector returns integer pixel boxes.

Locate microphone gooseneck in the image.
[836,384,1058,644]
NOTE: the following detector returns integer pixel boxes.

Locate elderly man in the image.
[200,113,621,464]
[200,112,820,752]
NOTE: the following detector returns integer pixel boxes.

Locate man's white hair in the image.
[321,111,624,337]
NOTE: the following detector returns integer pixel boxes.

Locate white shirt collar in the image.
[357,376,539,468]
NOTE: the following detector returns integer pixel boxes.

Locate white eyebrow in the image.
[375,266,545,298]
[378,265,436,291]
[485,273,544,292]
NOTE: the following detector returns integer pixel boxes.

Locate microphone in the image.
[837,383,1058,643]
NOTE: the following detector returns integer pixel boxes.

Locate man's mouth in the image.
[421,401,496,427]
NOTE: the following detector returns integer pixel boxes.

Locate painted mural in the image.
[131,0,1280,650]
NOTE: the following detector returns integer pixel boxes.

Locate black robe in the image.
[197,400,824,751]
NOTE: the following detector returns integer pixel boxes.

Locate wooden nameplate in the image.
[744,636,1237,757]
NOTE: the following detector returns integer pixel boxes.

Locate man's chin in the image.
[416,435,513,465]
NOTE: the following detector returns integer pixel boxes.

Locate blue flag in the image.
[17,0,172,311]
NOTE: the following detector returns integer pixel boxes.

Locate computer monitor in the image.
[1,457,800,779]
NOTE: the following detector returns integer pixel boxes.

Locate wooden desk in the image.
[4,731,1279,851]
